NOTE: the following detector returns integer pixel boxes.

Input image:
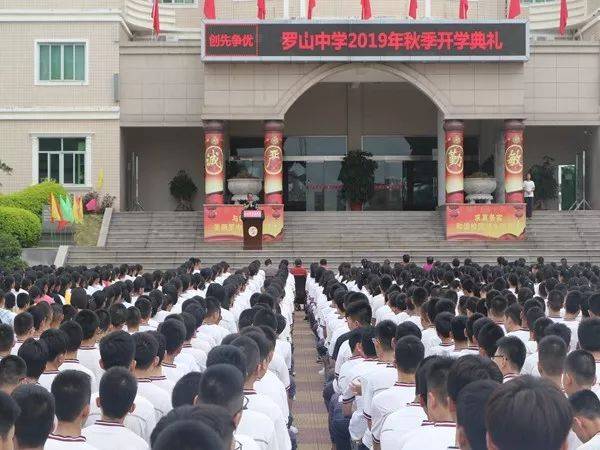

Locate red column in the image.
[264,120,284,204]
[504,119,525,203]
[443,119,465,204]
[203,120,225,204]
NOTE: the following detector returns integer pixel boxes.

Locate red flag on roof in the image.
[408,0,417,18]
[361,0,372,19]
[308,0,316,19]
[459,0,468,18]
[258,0,266,19]
[507,0,521,18]
[559,0,568,34]
[204,0,216,19]
[151,0,160,35]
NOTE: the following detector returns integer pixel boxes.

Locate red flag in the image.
[361,0,372,19]
[408,0,417,18]
[257,0,266,19]
[204,0,216,19]
[559,0,568,34]
[459,0,468,18]
[507,0,520,18]
[308,0,316,19]
[151,0,160,35]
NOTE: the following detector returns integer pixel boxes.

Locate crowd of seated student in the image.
[0,259,298,450]
[307,256,600,450]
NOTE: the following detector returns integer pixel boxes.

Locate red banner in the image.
[204,204,284,241]
[204,129,225,204]
[504,125,524,203]
[444,122,464,203]
[446,204,526,240]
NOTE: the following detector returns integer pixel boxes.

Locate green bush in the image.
[0,206,42,247]
[0,256,28,272]
[0,180,67,217]
[0,233,27,272]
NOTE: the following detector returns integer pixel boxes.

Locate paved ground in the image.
[292,311,331,450]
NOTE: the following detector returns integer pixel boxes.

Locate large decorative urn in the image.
[227,177,262,203]
[464,175,497,204]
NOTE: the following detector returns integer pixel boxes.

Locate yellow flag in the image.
[97,169,104,191]
[73,196,84,224]
[49,193,62,223]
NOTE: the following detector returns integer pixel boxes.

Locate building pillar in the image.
[263,120,284,204]
[504,119,525,203]
[443,119,465,204]
[203,120,226,204]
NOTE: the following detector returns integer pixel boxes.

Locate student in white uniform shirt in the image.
[231,335,292,450]
[196,364,267,450]
[74,310,103,380]
[521,316,553,376]
[493,336,526,383]
[0,324,13,360]
[563,350,600,397]
[454,379,500,450]
[428,312,456,357]
[11,311,35,356]
[570,390,600,450]
[578,318,600,379]
[11,384,55,450]
[47,370,99,450]
[197,297,230,346]
[504,303,533,351]
[371,335,424,449]
[486,376,573,450]
[135,297,158,332]
[83,367,149,450]
[16,338,50,387]
[206,283,238,335]
[59,321,98,392]
[85,331,157,443]
[179,312,208,371]
[133,333,173,420]
[157,319,188,384]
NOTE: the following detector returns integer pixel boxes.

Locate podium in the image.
[241,209,265,250]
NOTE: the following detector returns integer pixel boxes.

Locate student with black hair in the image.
[494,336,527,382]
[504,303,531,349]
[0,324,13,359]
[486,376,572,450]
[12,383,55,450]
[563,350,599,396]
[371,336,424,448]
[58,320,98,390]
[134,298,157,332]
[158,319,187,383]
[74,309,102,378]
[449,315,468,354]
[334,299,373,381]
[429,312,455,356]
[0,355,26,395]
[197,297,229,346]
[455,380,500,450]
[477,321,505,358]
[179,312,207,371]
[171,372,202,408]
[38,328,69,391]
[18,338,48,384]
[570,389,600,449]
[578,318,600,375]
[47,370,97,449]
[153,420,224,450]
[82,367,149,450]
[538,335,568,388]
[0,390,19,450]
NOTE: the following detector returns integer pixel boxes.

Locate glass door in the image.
[558,164,576,211]
[402,160,437,210]
[283,160,345,211]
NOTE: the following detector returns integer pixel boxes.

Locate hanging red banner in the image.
[264,122,284,204]
[204,125,225,204]
[504,121,525,203]
[444,120,464,204]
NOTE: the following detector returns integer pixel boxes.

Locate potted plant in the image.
[169,170,198,211]
[529,155,558,209]
[338,150,378,211]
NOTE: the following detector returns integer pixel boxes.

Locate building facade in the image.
[1,0,600,212]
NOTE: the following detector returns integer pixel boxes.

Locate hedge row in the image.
[0,233,27,272]
[0,206,42,247]
[0,180,67,217]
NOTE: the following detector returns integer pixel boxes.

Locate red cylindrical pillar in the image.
[203,120,225,204]
[504,119,525,204]
[264,120,284,204]
[443,119,465,204]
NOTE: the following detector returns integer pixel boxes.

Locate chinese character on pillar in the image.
[264,120,284,204]
[444,119,465,204]
[203,120,225,204]
[504,119,525,204]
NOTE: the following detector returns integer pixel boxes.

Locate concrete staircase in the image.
[65,210,600,270]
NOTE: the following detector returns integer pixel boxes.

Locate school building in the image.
[2,0,600,213]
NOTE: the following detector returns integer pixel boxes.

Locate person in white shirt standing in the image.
[524,172,535,218]
[570,389,600,450]
[47,370,99,450]
[11,383,55,450]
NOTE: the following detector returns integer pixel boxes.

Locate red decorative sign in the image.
[446,204,526,240]
[202,21,528,61]
[204,204,284,241]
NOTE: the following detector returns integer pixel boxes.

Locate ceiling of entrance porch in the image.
[320,66,406,83]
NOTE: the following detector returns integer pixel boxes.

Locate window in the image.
[37,137,88,185]
[37,42,86,83]
[284,136,347,156]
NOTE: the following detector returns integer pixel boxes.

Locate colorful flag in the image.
[49,193,62,223]
[559,0,568,34]
[507,0,520,18]
[204,0,216,19]
[308,0,316,19]
[151,0,160,35]
[96,168,104,191]
[73,196,84,224]
[459,0,468,19]
[361,0,372,19]
[257,0,266,19]
[408,0,418,19]
[85,198,98,213]
[59,195,74,223]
